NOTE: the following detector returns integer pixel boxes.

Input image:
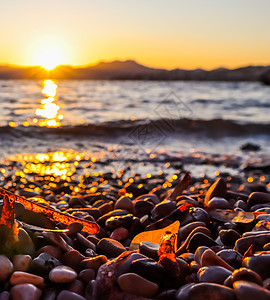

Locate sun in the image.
[37,47,62,70]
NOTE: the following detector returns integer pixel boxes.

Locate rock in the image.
[67,280,85,296]
[78,269,95,283]
[242,255,270,280]
[175,283,195,300]
[41,232,72,252]
[205,178,227,206]
[188,282,235,300]
[97,238,126,258]
[67,222,83,236]
[12,254,31,272]
[31,253,62,277]
[14,228,35,256]
[49,265,77,283]
[10,284,42,300]
[115,196,134,214]
[134,199,155,218]
[10,271,44,286]
[116,253,146,278]
[139,242,159,261]
[56,290,86,300]
[240,143,261,151]
[219,229,241,246]
[178,222,206,244]
[233,280,270,300]
[62,250,85,271]
[231,268,263,286]
[0,255,13,281]
[110,227,129,241]
[208,197,231,209]
[151,200,177,220]
[235,234,270,254]
[130,258,166,286]
[201,249,235,271]
[0,291,9,300]
[36,245,63,260]
[217,250,242,269]
[118,272,159,298]
[80,255,108,271]
[186,233,217,253]
[197,266,232,284]
[247,192,270,208]
[97,209,129,227]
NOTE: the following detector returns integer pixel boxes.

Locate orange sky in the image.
[1,0,270,70]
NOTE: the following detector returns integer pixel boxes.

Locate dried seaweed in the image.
[0,187,99,235]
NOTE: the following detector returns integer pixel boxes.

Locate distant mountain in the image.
[0,60,269,81]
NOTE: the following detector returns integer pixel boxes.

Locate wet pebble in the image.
[118,272,159,298]
[96,238,126,258]
[49,265,77,283]
[0,255,13,281]
[10,271,44,286]
[10,283,42,300]
[233,280,270,300]
[56,290,86,300]
[197,266,232,284]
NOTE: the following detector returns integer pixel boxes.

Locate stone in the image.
[0,255,13,281]
[97,238,126,258]
[217,249,242,269]
[233,280,270,300]
[115,196,134,214]
[67,222,83,236]
[151,200,177,220]
[208,197,231,209]
[197,266,232,284]
[134,199,155,218]
[36,245,62,260]
[219,229,241,246]
[80,255,108,271]
[201,249,235,271]
[231,268,263,286]
[186,233,217,253]
[78,269,95,283]
[188,282,235,300]
[56,290,86,300]
[130,258,166,286]
[14,228,35,256]
[204,178,227,206]
[62,250,85,272]
[11,255,31,272]
[110,227,129,241]
[139,242,159,261]
[31,253,62,276]
[175,283,195,300]
[118,272,159,298]
[10,284,42,300]
[10,271,44,286]
[247,192,270,208]
[49,265,77,283]
[242,255,270,280]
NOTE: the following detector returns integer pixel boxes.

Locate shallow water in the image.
[0,79,269,179]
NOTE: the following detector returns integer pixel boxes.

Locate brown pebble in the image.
[49,266,77,283]
[233,280,270,300]
[118,272,159,298]
[110,227,129,241]
[56,290,86,300]
[80,255,108,271]
[10,271,44,286]
[37,245,63,260]
[0,255,13,281]
[115,196,134,214]
[13,255,31,272]
[10,283,42,300]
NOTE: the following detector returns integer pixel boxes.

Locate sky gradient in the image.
[1,0,270,69]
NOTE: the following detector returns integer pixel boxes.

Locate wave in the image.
[0,118,269,139]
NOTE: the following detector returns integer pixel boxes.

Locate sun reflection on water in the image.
[35,79,63,127]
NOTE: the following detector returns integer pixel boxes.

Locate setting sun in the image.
[37,47,62,70]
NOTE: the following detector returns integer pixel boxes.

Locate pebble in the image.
[110,227,129,241]
[114,196,134,214]
[233,280,270,300]
[56,290,86,300]
[10,283,42,300]
[96,238,126,258]
[188,282,235,300]
[31,253,62,276]
[242,255,270,280]
[80,255,108,271]
[0,255,13,281]
[49,266,77,283]
[197,266,232,284]
[204,178,227,206]
[10,271,44,286]
[118,272,159,298]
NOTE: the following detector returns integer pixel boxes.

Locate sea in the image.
[0,79,269,180]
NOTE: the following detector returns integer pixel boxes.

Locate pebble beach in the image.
[0,79,269,299]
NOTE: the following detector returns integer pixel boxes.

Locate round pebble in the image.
[0,255,13,281]
[10,271,44,286]
[49,266,77,283]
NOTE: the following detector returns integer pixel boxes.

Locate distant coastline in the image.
[0,60,270,81]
